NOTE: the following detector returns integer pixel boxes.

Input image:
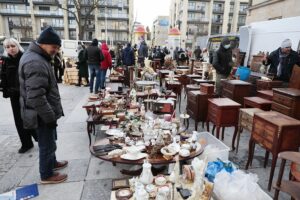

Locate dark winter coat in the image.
[122,45,135,66]
[86,45,104,65]
[264,47,300,82]
[101,43,112,70]
[19,42,63,129]
[138,41,148,58]
[1,51,23,98]
[212,39,233,76]
[77,49,89,77]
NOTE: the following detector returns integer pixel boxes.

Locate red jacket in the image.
[100,43,112,70]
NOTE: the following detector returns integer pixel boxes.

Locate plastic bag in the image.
[205,159,235,182]
[214,170,272,200]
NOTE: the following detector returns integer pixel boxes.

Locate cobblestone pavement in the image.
[0,83,291,200]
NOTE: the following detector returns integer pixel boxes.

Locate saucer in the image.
[120,153,147,161]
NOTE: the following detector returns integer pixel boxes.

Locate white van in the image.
[61,39,101,59]
[61,39,80,59]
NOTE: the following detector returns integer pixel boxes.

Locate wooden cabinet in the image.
[206,98,241,149]
[186,91,214,130]
[257,90,273,101]
[221,80,252,105]
[246,111,300,191]
[256,80,283,90]
[272,88,300,120]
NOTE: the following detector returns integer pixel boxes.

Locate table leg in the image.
[206,120,210,132]
[212,125,216,136]
[221,127,225,140]
[246,139,255,170]
[216,126,220,139]
[268,154,278,191]
[87,122,92,146]
[202,121,204,129]
[235,126,243,153]
[232,125,238,151]
[264,151,270,168]
[195,121,198,131]
[274,159,287,200]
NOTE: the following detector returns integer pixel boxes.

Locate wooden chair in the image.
[273,151,300,200]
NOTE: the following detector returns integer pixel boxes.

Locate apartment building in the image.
[151,16,169,47]
[247,0,300,24]
[0,0,133,44]
[169,0,249,48]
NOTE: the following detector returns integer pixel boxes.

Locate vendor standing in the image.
[263,39,300,84]
[212,37,233,96]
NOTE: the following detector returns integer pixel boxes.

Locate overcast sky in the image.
[134,0,171,29]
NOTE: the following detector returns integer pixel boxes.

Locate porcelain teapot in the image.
[139,160,154,185]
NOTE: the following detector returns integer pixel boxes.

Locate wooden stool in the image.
[206,98,241,150]
[244,96,272,111]
[246,111,300,191]
[234,108,264,153]
[257,90,273,101]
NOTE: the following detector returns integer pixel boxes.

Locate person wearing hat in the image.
[19,26,68,184]
[212,37,234,96]
[263,39,300,83]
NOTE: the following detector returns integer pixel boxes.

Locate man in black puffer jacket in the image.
[19,26,68,184]
[212,37,233,96]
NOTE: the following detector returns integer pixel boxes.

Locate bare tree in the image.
[54,0,105,40]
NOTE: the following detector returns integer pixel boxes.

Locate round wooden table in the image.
[90,138,204,175]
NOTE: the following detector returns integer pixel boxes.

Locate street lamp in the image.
[105,6,108,43]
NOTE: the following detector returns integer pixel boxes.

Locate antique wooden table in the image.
[91,137,204,175]
[245,111,300,190]
[187,91,215,131]
[206,98,241,150]
[243,96,272,111]
[257,90,273,101]
[221,79,252,105]
[192,79,215,85]
[166,81,183,110]
[272,88,300,120]
[187,74,202,84]
[234,108,264,153]
[158,69,171,86]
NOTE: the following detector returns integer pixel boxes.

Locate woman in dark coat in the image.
[76,45,89,86]
[0,38,37,153]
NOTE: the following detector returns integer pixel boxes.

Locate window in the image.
[228,15,233,24]
[230,4,234,13]
[211,25,222,35]
[240,4,248,12]
[238,16,246,24]
[188,2,196,10]
[69,30,76,40]
[39,6,50,11]
[188,13,195,20]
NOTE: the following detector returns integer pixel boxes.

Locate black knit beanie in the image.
[37,26,61,46]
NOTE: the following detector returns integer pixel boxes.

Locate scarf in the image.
[277,50,288,77]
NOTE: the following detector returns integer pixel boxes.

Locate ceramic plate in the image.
[120,153,148,161]
[106,129,124,137]
[161,146,177,156]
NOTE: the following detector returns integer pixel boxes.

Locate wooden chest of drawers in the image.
[256,80,283,90]
[246,111,300,190]
[206,98,241,145]
[221,80,252,105]
[200,83,214,94]
[272,88,300,120]
[257,90,273,101]
[186,91,215,130]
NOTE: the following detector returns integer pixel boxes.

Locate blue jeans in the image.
[36,118,57,179]
[98,69,107,89]
[88,64,100,93]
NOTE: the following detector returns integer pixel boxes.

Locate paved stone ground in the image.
[0,83,291,200]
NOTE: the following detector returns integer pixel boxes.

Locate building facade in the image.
[0,0,133,44]
[169,0,249,48]
[247,0,300,24]
[151,16,169,47]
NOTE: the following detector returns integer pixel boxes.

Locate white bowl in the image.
[179,149,190,157]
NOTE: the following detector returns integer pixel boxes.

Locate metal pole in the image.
[105,6,108,43]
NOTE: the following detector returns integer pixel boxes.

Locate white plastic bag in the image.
[214,170,271,200]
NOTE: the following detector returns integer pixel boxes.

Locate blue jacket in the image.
[122,46,135,66]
